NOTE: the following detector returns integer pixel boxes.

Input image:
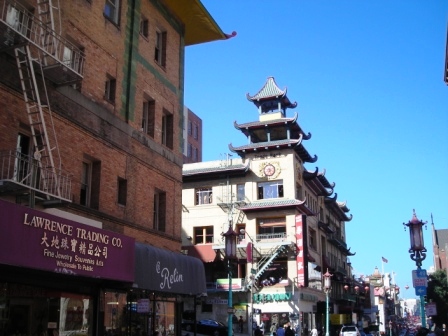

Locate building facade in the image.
[183,106,202,164]
[0,1,230,336]
[182,77,370,335]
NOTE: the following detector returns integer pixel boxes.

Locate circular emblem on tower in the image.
[259,162,281,179]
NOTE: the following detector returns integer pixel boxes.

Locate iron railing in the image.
[0,150,72,202]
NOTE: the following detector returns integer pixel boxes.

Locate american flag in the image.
[382,256,388,263]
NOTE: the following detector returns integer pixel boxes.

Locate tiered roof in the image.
[246,76,297,111]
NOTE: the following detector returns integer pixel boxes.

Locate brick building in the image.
[0,1,232,336]
[183,106,202,164]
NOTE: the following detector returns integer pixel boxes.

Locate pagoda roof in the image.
[238,198,315,216]
[183,159,250,182]
[229,136,318,163]
[303,167,335,196]
[324,193,353,222]
[246,77,297,109]
[233,112,311,140]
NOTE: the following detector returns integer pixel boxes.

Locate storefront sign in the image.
[0,199,135,282]
[216,278,243,290]
[253,292,292,303]
[295,215,309,287]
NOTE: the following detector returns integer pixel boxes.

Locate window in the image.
[105,76,116,103]
[142,100,155,137]
[104,0,120,24]
[140,16,148,38]
[188,121,192,135]
[154,30,167,67]
[187,143,192,158]
[117,177,127,206]
[6,4,29,36]
[195,187,212,205]
[161,109,173,149]
[192,146,197,161]
[194,124,198,139]
[258,180,283,199]
[296,182,303,199]
[153,189,166,232]
[257,218,286,236]
[194,226,213,244]
[237,184,245,202]
[309,228,317,250]
[80,160,101,209]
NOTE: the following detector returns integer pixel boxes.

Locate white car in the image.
[339,326,361,336]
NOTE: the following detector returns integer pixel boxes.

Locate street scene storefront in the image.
[0,199,206,336]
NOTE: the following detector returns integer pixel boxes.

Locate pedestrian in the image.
[271,323,277,336]
[255,326,263,336]
[311,328,318,336]
[259,321,265,336]
[277,325,285,336]
[286,325,295,336]
[239,316,244,333]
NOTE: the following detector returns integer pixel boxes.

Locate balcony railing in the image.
[0,150,72,202]
[0,0,85,84]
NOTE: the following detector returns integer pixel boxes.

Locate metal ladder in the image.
[14,45,59,198]
[36,0,60,64]
[253,245,287,281]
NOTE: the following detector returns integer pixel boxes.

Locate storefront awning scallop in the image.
[134,242,207,296]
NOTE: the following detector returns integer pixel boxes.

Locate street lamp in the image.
[223,223,239,336]
[323,269,332,336]
[403,210,427,328]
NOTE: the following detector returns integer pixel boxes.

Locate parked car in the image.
[339,325,361,336]
[181,319,229,336]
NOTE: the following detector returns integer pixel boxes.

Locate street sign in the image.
[412,269,427,287]
[415,286,427,296]
[426,303,437,316]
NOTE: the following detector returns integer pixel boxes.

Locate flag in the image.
[382,256,388,263]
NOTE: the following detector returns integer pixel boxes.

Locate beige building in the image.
[182,77,369,335]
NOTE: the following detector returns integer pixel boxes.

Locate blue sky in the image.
[184,1,448,299]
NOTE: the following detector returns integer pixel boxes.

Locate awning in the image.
[134,242,207,296]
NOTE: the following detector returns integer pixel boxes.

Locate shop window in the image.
[194,226,213,244]
[153,189,166,232]
[195,187,212,205]
[258,180,283,199]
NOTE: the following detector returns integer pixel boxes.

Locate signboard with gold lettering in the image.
[0,199,135,282]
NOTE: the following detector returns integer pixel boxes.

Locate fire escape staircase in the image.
[252,245,287,282]
[0,0,85,202]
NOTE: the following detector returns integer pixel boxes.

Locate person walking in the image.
[270,323,277,336]
[285,324,295,336]
[311,328,318,336]
[255,326,263,336]
[239,316,244,333]
[277,325,285,336]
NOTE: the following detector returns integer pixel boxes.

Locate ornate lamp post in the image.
[323,269,333,336]
[223,223,239,336]
[403,210,427,327]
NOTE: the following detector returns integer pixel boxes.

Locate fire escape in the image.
[0,0,85,203]
[217,182,289,290]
